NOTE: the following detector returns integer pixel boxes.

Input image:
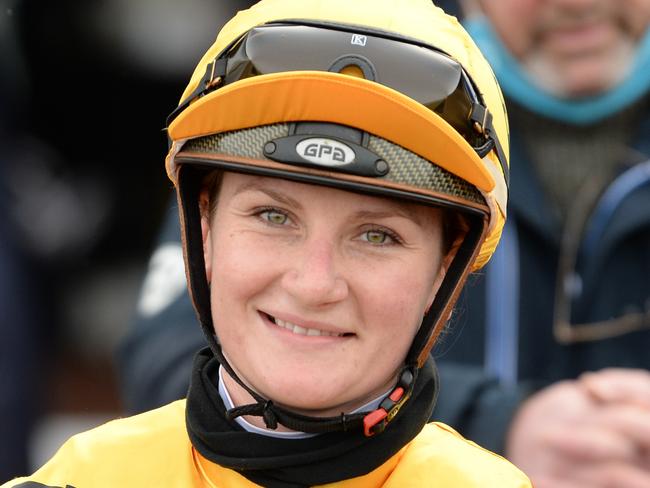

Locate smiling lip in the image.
[261,311,353,338]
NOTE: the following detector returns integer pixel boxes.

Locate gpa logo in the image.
[296,138,355,167]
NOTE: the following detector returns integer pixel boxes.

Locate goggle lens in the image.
[225,24,475,141]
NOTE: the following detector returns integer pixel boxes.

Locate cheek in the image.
[621,1,650,38]
[359,258,439,339]
[483,0,541,57]
[208,231,278,333]
[364,277,429,374]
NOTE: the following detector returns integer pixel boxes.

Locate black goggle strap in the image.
[460,67,509,188]
[166,56,228,128]
[470,102,509,188]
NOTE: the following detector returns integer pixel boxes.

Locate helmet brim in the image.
[167,71,496,193]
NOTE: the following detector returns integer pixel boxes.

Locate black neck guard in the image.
[186,348,439,488]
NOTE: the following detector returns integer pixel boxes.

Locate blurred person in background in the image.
[448,0,650,486]
[118,0,650,486]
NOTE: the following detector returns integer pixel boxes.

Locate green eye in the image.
[262,209,288,225]
[365,230,388,244]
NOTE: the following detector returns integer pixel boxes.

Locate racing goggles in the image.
[168,21,508,185]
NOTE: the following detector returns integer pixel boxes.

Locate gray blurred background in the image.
[0,0,254,481]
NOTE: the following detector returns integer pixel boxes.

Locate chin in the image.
[526,61,624,99]
[562,68,628,98]
[268,384,349,413]
[525,40,635,98]
[265,378,379,416]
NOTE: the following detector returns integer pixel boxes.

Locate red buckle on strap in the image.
[362,369,414,437]
[363,385,406,437]
[363,408,388,437]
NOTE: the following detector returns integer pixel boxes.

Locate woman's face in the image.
[201,172,448,417]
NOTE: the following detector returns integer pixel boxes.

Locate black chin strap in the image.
[203,327,418,436]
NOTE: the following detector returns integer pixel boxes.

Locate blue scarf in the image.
[463,16,650,125]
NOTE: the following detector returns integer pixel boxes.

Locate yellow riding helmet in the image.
[165,0,509,435]
[168,0,508,263]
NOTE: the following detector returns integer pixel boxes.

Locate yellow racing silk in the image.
[3,400,530,487]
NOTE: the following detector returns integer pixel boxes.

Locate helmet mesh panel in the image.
[183,123,484,204]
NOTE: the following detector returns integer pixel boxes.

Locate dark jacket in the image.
[441,102,650,386]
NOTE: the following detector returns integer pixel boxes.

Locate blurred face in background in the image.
[478,0,650,97]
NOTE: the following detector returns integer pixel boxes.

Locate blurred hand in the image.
[580,368,650,409]
[505,370,650,488]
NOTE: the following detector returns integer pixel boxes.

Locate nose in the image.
[281,236,349,307]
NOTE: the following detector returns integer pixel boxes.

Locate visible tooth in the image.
[276,318,289,329]
[271,315,344,337]
[292,325,308,335]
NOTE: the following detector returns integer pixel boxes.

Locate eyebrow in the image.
[352,208,424,227]
[232,180,303,210]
